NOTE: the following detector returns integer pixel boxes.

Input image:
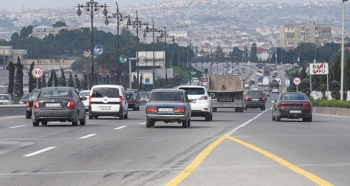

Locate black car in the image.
[126,90,140,110]
[19,93,30,105]
[31,87,87,126]
[244,90,266,110]
[25,89,41,119]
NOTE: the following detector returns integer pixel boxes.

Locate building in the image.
[30,26,77,39]
[280,23,332,49]
[0,46,27,67]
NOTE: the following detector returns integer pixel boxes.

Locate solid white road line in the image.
[23,147,56,157]
[80,134,96,139]
[9,125,26,129]
[0,116,24,120]
[139,122,146,125]
[114,126,127,130]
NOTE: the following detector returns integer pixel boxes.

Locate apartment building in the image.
[280,23,332,49]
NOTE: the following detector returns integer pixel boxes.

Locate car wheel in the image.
[244,106,247,110]
[276,114,281,122]
[212,107,217,112]
[41,121,47,126]
[188,119,191,127]
[205,113,211,121]
[210,113,213,121]
[89,115,93,120]
[146,120,151,128]
[307,115,312,122]
[26,112,31,119]
[94,116,98,119]
[151,121,155,127]
[72,113,79,126]
[272,112,275,121]
[182,119,188,128]
[137,105,140,110]
[133,105,137,111]
[80,112,86,125]
[119,111,124,120]
[124,111,128,119]
[33,121,39,127]
[261,106,265,110]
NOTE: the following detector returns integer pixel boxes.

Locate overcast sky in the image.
[3,0,330,10]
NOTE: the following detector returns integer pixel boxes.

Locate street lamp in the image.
[187,42,192,84]
[158,26,173,85]
[341,0,348,100]
[104,2,128,85]
[76,0,108,87]
[126,11,148,91]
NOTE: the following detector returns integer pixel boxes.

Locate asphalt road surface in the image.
[1,73,350,185]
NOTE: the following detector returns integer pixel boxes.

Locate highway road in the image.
[1,68,350,185]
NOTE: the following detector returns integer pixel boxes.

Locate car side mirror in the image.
[81,97,87,100]
[271,100,275,103]
[210,93,215,98]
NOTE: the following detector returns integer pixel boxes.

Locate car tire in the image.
[42,121,47,126]
[205,113,211,121]
[210,113,213,121]
[124,111,128,119]
[137,105,140,110]
[146,120,151,128]
[213,107,217,112]
[244,106,247,110]
[307,115,312,122]
[133,105,137,111]
[272,112,275,121]
[72,113,79,126]
[151,121,155,127]
[182,119,188,128]
[276,114,281,122]
[26,113,31,119]
[188,119,191,127]
[119,111,124,120]
[261,106,265,110]
[89,115,93,120]
[94,116,98,119]
[80,112,86,125]
[33,121,39,127]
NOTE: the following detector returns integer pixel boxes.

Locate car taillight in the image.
[174,107,185,113]
[262,96,266,101]
[128,98,134,103]
[89,95,92,105]
[244,96,249,101]
[303,103,311,108]
[198,96,208,100]
[26,99,30,108]
[33,99,39,109]
[67,99,75,109]
[146,107,157,112]
[119,96,123,106]
[278,103,288,108]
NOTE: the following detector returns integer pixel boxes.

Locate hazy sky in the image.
[3,0,329,10]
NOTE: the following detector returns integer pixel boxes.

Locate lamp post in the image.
[187,42,192,84]
[341,0,348,100]
[76,0,108,87]
[158,26,173,85]
[200,45,204,85]
[126,11,148,92]
[104,2,128,85]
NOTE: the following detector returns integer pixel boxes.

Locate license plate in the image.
[99,106,111,110]
[46,103,60,107]
[290,110,301,113]
[252,99,259,101]
[158,108,173,112]
[190,99,197,103]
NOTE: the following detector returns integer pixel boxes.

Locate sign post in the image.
[309,62,329,93]
[32,66,44,89]
[293,77,301,92]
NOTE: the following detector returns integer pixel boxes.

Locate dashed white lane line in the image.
[139,122,146,125]
[23,147,56,157]
[9,125,27,129]
[114,126,127,130]
[80,134,96,139]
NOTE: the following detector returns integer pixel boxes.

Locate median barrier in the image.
[0,105,26,117]
[313,107,350,117]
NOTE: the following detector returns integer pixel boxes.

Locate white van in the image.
[88,85,128,120]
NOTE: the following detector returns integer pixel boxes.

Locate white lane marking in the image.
[0,116,24,120]
[9,125,27,129]
[224,109,269,136]
[114,126,127,130]
[139,122,146,125]
[23,147,56,157]
[80,134,96,139]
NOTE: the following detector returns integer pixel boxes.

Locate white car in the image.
[88,85,128,120]
[79,90,90,112]
[252,86,258,90]
[0,94,13,105]
[272,87,279,94]
[178,85,213,121]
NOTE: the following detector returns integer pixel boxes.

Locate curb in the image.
[313,107,350,117]
[0,105,26,117]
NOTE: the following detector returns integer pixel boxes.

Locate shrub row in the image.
[311,99,350,108]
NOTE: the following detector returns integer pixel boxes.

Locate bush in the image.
[311,99,350,108]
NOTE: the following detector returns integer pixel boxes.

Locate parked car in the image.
[19,93,30,104]
[271,92,312,122]
[126,90,140,110]
[89,85,128,120]
[178,85,212,121]
[25,89,41,119]
[31,87,87,126]
[145,89,191,128]
[0,94,13,105]
[244,90,266,110]
[79,90,90,112]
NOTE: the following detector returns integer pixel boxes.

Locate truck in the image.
[269,79,280,91]
[257,76,264,85]
[208,74,244,112]
[263,66,270,76]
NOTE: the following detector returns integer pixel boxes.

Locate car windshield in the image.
[30,91,40,99]
[179,88,205,95]
[0,95,10,100]
[39,89,70,98]
[149,92,184,102]
[80,91,90,97]
[126,91,135,97]
[92,87,119,98]
[21,93,30,99]
[247,91,263,96]
[281,94,307,100]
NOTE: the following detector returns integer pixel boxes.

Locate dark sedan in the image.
[19,93,30,105]
[25,89,41,119]
[145,89,191,128]
[271,92,312,122]
[31,87,87,126]
[244,90,266,110]
[126,90,140,110]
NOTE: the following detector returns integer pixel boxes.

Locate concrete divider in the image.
[0,105,26,117]
[313,107,350,117]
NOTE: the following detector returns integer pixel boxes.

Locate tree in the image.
[68,72,74,87]
[20,25,33,39]
[59,68,66,86]
[250,43,258,62]
[204,68,208,75]
[243,46,248,62]
[81,74,88,90]
[48,70,53,87]
[300,65,307,80]
[333,55,341,82]
[28,61,35,92]
[52,21,67,28]
[41,71,47,88]
[14,57,24,98]
[8,61,15,96]
[74,74,81,90]
[53,70,58,87]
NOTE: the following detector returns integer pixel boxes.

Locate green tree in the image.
[81,74,88,90]
[53,70,58,87]
[300,65,307,80]
[8,61,15,95]
[243,46,248,62]
[14,57,24,98]
[41,72,47,88]
[230,47,243,62]
[48,70,53,87]
[59,68,66,86]
[68,72,74,87]
[20,25,33,39]
[74,74,81,90]
[333,55,341,82]
[250,43,258,62]
[52,21,67,28]
[28,61,35,92]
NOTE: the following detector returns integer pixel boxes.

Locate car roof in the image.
[41,87,73,90]
[177,85,205,88]
[80,90,90,92]
[151,89,186,93]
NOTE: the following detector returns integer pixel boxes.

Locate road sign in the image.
[94,45,104,56]
[293,77,301,86]
[309,62,328,75]
[32,66,44,79]
[119,54,128,64]
[81,48,92,58]
[138,56,146,64]
[285,79,290,87]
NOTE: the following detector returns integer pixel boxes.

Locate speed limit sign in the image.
[32,66,44,79]
[293,77,301,86]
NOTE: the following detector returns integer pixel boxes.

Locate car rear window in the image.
[21,94,30,99]
[281,94,306,100]
[0,95,10,100]
[39,89,70,98]
[92,87,119,98]
[149,92,184,102]
[80,91,90,97]
[126,91,134,97]
[247,91,263,96]
[179,88,205,95]
[30,91,40,99]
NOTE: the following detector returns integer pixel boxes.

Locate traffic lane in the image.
[0,109,264,185]
[229,112,350,185]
